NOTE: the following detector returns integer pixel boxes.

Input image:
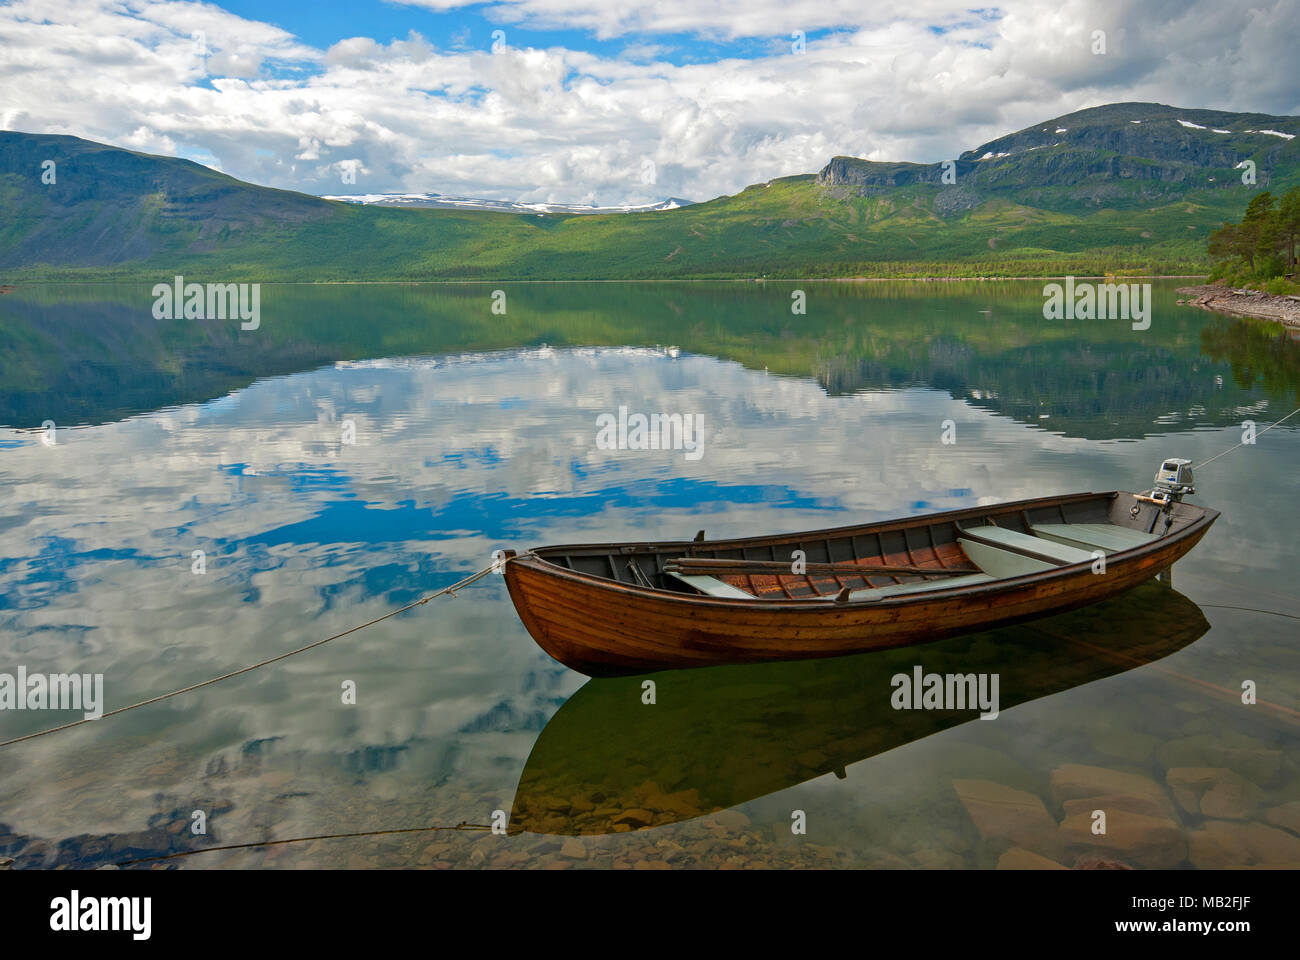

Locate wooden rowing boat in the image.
[503,486,1218,676]
[508,581,1210,834]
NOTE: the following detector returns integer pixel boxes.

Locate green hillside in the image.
[2,102,1297,281]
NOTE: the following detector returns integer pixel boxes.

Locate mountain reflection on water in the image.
[2,281,1297,439]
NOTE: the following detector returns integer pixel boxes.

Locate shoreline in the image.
[1176,284,1300,327]
[1,275,1210,288]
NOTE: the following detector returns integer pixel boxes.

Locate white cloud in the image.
[400,0,1005,41]
[0,0,1296,204]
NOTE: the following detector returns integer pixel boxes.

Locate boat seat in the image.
[957,525,1097,579]
[962,525,1097,563]
[847,572,993,601]
[665,571,756,599]
[959,539,1056,578]
[1030,522,1158,555]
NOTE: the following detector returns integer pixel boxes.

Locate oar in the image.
[665,558,979,577]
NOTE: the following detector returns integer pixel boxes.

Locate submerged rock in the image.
[1187,820,1300,868]
[1050,764,1174,817]
[560,838,587,860]
[1167,768,1259,820]
[953,779,1057,854]
[996,847,1068,870]
[643,789,703,819]
[1156,734,1281,785]
[1263,801,1300,837]
[705,810,751,830]
[1063,793,1168,819]
[1058,811,1186,869]
[1072,856,1134,870]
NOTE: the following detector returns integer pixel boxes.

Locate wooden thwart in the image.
[665,557,979,577]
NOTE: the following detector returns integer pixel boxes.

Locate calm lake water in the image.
[1,280,1297,869]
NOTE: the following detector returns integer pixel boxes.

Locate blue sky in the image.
[1,0,1296,204]
[217,0,817,68]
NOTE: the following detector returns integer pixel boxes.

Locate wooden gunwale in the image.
[535,490,1107,561]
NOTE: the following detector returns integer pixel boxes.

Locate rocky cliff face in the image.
[817,158,952,188]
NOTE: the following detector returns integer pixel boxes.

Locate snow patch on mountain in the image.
[321,192,694,214]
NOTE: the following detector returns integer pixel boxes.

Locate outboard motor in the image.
[1132,458,1196,558]
[1149,458,1195,505]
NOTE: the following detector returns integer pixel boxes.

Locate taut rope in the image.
[0,557,513,750]
[1193,404,1300,470]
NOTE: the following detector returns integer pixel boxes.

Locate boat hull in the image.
[504,491,1218,676]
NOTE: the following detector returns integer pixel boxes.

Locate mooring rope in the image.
[1200,603,1300,622]
[1193,404,1300,470]
[1060,633,1300,724]
[112,821,494,868]
[0,557,513,750]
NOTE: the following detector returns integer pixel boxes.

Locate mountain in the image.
[821,103,1297,207]
[0,132,333,268]
[1,103,1297,280]
[322,193,693,215]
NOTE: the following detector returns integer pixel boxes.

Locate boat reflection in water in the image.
[509,581,1209,836]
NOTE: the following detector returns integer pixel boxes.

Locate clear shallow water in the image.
[0,280,1297,869]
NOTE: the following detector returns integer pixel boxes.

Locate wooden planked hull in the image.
[504,491,1218,676]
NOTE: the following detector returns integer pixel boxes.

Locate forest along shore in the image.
[1177,284,1300,327]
